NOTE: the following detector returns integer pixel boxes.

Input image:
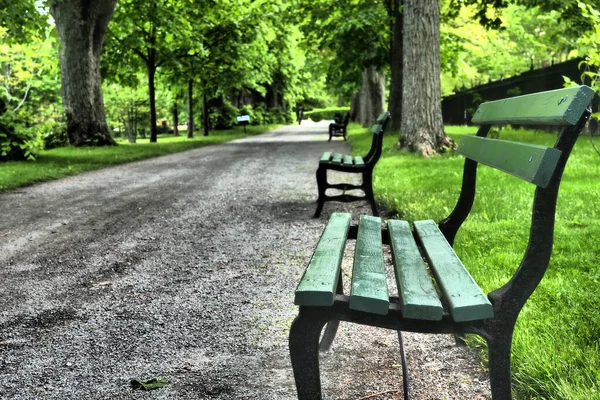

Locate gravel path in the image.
[0,121,491,399]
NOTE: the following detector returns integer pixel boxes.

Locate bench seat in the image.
[319,152,365,168]
[295,213,493,322]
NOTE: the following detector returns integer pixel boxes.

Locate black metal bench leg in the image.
[314,167,327,218]
[319,274,343,351]
[289,313,329,399]
[487,331,514,399]
[363,172,378,216]
[397,331,410,399]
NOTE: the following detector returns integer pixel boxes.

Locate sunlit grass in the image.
[348,123,600,399]
[0,125,281,192]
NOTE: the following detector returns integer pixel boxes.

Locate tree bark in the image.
[50,0,117,146]
[357,66,386,127]
[172,101,179,136]
[187,79,194,139]
[147,52,157,143]
[202,89,209,136]
[388,2,403,133]
[399,0,453,156]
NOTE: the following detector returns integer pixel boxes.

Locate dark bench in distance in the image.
[315,112,390,218]
[290,85,596,399]
[328,112,350,141]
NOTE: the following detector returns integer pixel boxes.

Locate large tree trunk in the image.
[399,0,453,156]
[50,0,117,146]
[147,54,157,143]
[187,79,194,139]
[388,3,403,133]
[357,66,386,127]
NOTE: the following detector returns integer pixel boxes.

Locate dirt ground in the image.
[0,121,491,399]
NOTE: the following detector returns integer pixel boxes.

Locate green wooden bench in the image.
[328,112,350,141]
[290,86,597,399]
[315,112,390,218]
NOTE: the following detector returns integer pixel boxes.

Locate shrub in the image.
[0,111,40,161]
[209,100,239,130]
[39,121,68,149]
[304,107,350,122]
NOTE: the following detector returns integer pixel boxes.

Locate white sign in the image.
[236,115,250,122]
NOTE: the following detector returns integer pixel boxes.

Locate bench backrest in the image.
[341,112,350,127]
[439,85,596,312]
[364,111,391,167]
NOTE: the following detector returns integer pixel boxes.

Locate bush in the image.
[304,107,350,122]
[209,100,238,130]
[0,111,40,161]
[39,121,68,149]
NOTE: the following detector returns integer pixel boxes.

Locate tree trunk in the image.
[349,93,360,122]
[187,78,194,139]
[50,0,117,146]
[172,102,179,136]
[202,89,209,136]
[147,53,157,143]
[388,2,403,133]
[399,0,453,156]
[357,66,386,127]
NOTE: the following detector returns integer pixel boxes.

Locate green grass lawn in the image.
[348,123,600,399]
[0,125,281,192]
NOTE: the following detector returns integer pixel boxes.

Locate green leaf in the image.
[130,377,168,391]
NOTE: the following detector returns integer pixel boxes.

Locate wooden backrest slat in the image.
[457,136,562,188]
[388,220,443,320]
[349,215,389,314]
[414,220,493,322]
[472,86,596,126]
[295,212,351,306]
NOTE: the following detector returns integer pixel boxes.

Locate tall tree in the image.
[50,0,117,146]
[385,0,404,133]
[399,0,452,156]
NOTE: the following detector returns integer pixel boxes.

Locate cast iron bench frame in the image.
[328,112,350,141]
[291,86,596,399]
[315,112,390,218]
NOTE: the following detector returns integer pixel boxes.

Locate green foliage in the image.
[38,121,68,150]
[0,111,40,161]
[571,2,600,92]
[348,124,600,399]
[441,3,578,94]
[303,107,349,121]
[209,100,238,130]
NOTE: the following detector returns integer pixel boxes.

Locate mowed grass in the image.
[348,123,600,399]
[0,125,281,192]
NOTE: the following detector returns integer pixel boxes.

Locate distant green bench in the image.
[290,86,597,399]
[328,112,350,141]
[314,112,390,218]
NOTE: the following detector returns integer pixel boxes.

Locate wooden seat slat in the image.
[414,220,493,322]
[354,156,365,167]
[331,153,343,164]
[342,155,353,166]
[388,220,443,320]
[457,136,562,188]
[349,215,389,314]
[294,212,351,306]
[319,151,332,164]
